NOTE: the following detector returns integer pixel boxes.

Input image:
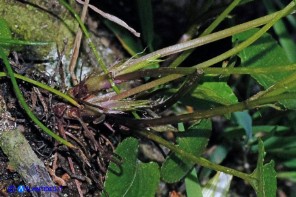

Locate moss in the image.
[0,0,123,80]
[0,129,57,196]
[0,0,78,57]
[0,129,44,170]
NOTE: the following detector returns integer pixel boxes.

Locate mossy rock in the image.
[1,0,122,79]
[0,0,79,58]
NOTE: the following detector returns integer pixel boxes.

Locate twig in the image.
[33,87,49,117]
[69,0,90,85]
[57,120,84,197]
[75,0,140,37]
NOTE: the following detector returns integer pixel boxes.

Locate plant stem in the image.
[58,0,120,94]
[115,67,196,80]
[132,93,296,127]
[115,54,161,76]
[169,0,242,68]
[0,49,76,149]
[202,0,242,36]
[116,64,296,79]
[112,64,296,100]
[0,72,80,107]
[125,8,291,68]
[113,2,296,94]
[0,38,50,46]
[138,130,255,183]
[109,74,183,101]
[205,63,296,101]
[203,64,296,75]
[249,69,296,101]
[194,1,296,69]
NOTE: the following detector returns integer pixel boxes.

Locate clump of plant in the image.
[1,0,296,196]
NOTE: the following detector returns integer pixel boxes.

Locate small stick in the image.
[57,121,84,197]
[69,0,90,85]
[33,87,48,116]
[56,43,67,89]
[75,0,140,37]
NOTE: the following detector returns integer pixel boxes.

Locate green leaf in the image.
[263,0,296,63]
[185,168,203,197]
[233,111,253,140]
[277,171,296,182]
[251,139,277,197]
[252,136,296,152]
[0,18,12,55]
[240,0,255,4]
[276,1,296,31]
[225,125,289,136]
[183,82,237,114]
[160,120,212,183]
[191,82,238,105]
[283,159,296,168]
[0,18,49,49]
[103,137,159,197]
[124,162,159,197]
[232,29,296,108]
[199,145,229,181]
[251,135,296,158]
[104,20,143,56]
[202,172,233,197]
[0,19,11,39]
[233,28,291,88]
[260,161,277,197]
[0,38,49,46]
[136,0,154,52]
[251,125,289,134]
[269,148,296,158]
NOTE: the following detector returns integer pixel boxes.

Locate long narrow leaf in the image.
[136,0,154,51]
[263,0,296,62]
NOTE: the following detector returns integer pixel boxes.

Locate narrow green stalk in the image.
[125,9,288,69]
[115,67,196,79]
[133,93,296,126]
[249,68,296,100]
[0,48,76,149]
[115,54,161,76]
[169,0,242,68]
[0,72,80,107]
[0,38,50,46]
[114,2,296,98]
[194,1,296,69]
[202,0,242,36]
[113,63,296,101]
[111,64,296,97]
[264,0,296,63]
[58,0,120,94]
[138,130,255,183]
[203,64,296,75]
[109,74,183,101]
[112,63,296,99]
